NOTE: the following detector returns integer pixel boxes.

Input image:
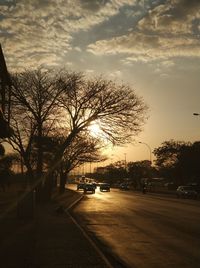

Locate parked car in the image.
[176,185,198,199]
[119,183,130,190]
[188,183,200,198]
[77,183,85,191]
[100,183,110,192]
[84,183,95,194]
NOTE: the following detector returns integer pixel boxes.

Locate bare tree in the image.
[7,68,148,199]
[7,68,71,179]
[51,73,148,171]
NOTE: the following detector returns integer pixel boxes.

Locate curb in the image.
[66,193,84,211]
[65,192,114,268]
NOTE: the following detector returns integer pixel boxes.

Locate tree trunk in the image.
[59,170,66,194]
[41,174,53,202]
[50,129,79,175]
[43,129,79,198]
[36,122,43,178]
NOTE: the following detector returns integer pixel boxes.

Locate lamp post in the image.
[139,141,152,164]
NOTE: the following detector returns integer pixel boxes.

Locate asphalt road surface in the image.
[69,184,200,268]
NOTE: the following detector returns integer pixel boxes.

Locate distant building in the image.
[94,166,107,174]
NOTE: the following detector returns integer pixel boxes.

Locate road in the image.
[69,184,200,268]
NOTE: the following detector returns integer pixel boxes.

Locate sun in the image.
[88,121,111,144]
[88,122,102,138]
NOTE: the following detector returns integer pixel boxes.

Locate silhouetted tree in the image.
[102,161,126,184]
[7,68,148,199]
[176,141,200,184]
[49,72,148,181]
[7,69,71,180]
[153,140,200,185]
[58,134,106,193]
[127,160,153,188]
[153,140,186,181]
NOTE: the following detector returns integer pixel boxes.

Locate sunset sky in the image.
[1,0,200,164]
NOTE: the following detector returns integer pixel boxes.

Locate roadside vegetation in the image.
[87,139,200,192]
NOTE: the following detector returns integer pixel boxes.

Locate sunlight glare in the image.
[88,122,102,138]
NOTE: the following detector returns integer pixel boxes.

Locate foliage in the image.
[128,160,152,177]
[153,140,200,184]
[103,161,127,184]
[176,141,200,184]
[127,160,155,188]
[92,159,158,188]
[153,140,186,168]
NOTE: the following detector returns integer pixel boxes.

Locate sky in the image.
[1,0,200,165]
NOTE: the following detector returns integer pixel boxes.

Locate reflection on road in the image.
[69,184,200,268]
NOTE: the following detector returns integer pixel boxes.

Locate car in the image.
[176,185,198,199]
[100,183,110,192]
[119,183,130,190]
[77,183,85,191]
[91,182,97,189]
[188,184,200,198]
[84,183,95,194]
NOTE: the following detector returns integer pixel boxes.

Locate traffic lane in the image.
[72,187,200,268]
[74,187,200,236]
[73,185,200,234]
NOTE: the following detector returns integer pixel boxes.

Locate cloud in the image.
[138,0,200,34]
[74,46,82,52]
[108,70,122,80]
[79,0,109,12]
[160,60,175,68]
[87,0,200,62]
[87,30,200,61]
[0,0,137,70]
[1,0,199,70]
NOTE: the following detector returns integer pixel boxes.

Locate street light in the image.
[139,141,152,164]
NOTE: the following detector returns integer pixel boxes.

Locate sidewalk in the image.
[0,189,110,268]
